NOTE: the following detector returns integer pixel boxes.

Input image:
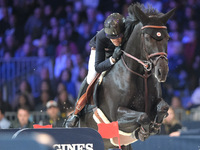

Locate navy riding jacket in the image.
[89,18,135,73]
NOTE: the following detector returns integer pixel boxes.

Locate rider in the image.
[65,13,134,127]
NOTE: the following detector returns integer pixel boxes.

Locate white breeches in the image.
[87,49,97,84]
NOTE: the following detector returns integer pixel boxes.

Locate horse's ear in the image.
[159,8,176,25]
[134,5,149,25]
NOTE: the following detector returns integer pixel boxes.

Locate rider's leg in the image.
[65,78,89,127]
[86,48,97,84]
[65,48,97,127]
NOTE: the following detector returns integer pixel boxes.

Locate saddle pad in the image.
[93,108,137,146]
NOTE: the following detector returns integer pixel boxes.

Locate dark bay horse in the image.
[79,4,175,150]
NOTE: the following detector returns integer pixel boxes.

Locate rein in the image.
[121,55,151,114]
[121,25,168,115]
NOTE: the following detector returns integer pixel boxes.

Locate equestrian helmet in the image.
[104,13,125,39]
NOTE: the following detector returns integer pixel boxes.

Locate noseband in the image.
[121,25,168,115]
[121,50,168,73]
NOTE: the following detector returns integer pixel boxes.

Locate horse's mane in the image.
[124,3,165,45]
[127,3,163,22]
[123,3,163,51]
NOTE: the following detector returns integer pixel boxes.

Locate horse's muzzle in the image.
[154,59,169,82]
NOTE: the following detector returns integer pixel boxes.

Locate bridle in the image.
[121,25,168,115]
[122,25,168,73]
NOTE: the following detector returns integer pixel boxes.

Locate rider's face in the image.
[110,37,122,46]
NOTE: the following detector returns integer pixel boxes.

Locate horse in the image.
[79,4,175,150]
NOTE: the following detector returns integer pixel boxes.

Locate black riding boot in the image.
[65,78,89,128]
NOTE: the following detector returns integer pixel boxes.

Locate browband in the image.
[141,25,167,30]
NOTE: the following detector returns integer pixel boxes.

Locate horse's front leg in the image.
[150,98,169,135]
[117,107,151,141]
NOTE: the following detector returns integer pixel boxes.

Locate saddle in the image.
[75,73,102,114]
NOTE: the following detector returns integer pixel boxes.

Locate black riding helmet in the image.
[104,13,125,39]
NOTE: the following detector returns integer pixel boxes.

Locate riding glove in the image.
[112,46,123,62]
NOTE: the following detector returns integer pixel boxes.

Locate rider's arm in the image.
[95,31,114,73]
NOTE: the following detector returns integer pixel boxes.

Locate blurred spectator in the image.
[54,82,74,116]
[171,96,186,121]
[24,7,43,39]
[83,40,92,62]
[39,79,54,99]
[12,92,34,111]
[36,47,54,79]
[171,96,184,110]
[35,91,51,112]
[168,20,180,39]
[75,66,88,96]
[0,34,18,57]
[0,51,15,81]
[56,27,68,57]
[64,22,79,51]
[86,7,97,30]
[77,22,93,55]
[0,105,11,129]
[39,100,64,127]
[38,33,55,57]
[40,67,53,82]
[65,57,79,83]
[10,106,33,129]
[170,128,200,137]
[0,92,12,112]
[63,3,73,23]
[83,0,99,8]
[12,80,34,110]
[71,12,84,34]
[74,0,84,12]
[144,0,163,11]
[54,42,68,79]
[74,53,87,69]
[14,42,34,57]
[57,90,75,118]
[54,82,67,102]
[182,29,197,72]
[187,78,200,109]
[59,69,77,99]
[72,54,88,83]
[0,6,10,36]
[160,107,182,135]
[42,4,54,30]
[193,55,200,80]
[48,17,59,45]
[182,6,196,29]
[24,34,34,45]
[98,1,113,14]
[5,13,24,45]
[122,0,133,16]
[49,16,59,29]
